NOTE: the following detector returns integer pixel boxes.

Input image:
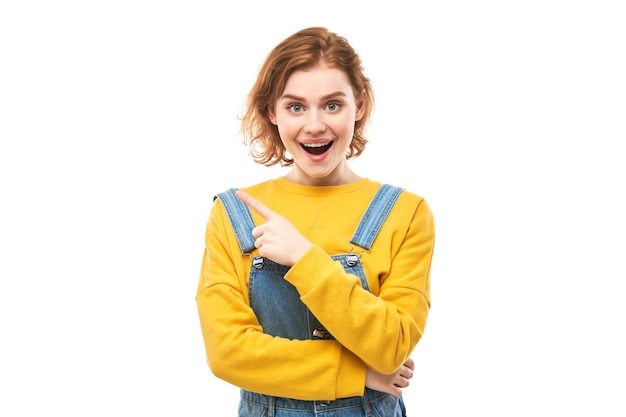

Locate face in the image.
[269,63,365,186]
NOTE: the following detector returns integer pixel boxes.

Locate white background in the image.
[1,1,625,415]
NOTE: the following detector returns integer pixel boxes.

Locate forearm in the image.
[196,282,366,400]
[286,247,428,373]
[286,200,435,373]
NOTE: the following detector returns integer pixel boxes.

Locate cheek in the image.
[337,118,356,139]
[276,124,293,147]
[276,118,297,140]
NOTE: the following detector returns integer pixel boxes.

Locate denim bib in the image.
[215,184,407,416]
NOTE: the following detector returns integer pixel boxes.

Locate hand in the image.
[365,358,415,397]
[236,190,313,266]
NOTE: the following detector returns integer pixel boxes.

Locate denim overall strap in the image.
[350,184,404,250]
[214,188,256,254]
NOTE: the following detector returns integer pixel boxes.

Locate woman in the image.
[196,26,435,416]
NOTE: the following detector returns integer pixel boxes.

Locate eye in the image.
[287,103,303,113]
[326,102,342,111]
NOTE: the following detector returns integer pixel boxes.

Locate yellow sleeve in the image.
[195,199,366,400]
[286,194,435,374]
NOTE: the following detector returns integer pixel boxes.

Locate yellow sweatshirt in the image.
[196,177,435,401]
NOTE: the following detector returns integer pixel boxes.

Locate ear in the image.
[269,105,277,125]
[354,90,366,122]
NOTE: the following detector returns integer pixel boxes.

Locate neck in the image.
[285,165,361,186]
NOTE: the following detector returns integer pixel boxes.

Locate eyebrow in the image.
[279,91,348,102]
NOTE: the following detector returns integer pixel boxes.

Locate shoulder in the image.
[212,179,277,203]
[374,182,428,208]
[379,183,434,225]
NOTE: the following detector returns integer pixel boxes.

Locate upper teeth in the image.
[303,143,329,148]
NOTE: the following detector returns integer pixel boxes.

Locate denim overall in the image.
[216,184,406,417]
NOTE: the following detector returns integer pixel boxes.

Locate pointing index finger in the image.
[235,190,274,221]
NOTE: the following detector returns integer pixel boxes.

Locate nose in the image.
[303,110,326,135]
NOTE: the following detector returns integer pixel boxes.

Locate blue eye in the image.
[326,102,341,111]
[288,104,303,113]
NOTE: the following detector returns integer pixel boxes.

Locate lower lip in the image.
[303,148,330,162]
[302,143,333,161]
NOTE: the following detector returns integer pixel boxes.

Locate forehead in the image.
[282,65,354,97]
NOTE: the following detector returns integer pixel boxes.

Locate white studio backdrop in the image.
[1,1,625,415]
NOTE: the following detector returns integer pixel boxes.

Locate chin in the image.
[304,168,333,178]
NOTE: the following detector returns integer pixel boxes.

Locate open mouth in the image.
[301,141,333,155]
